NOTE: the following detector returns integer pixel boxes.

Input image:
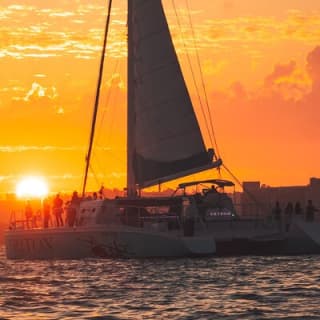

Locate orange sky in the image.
[0,0,319,195]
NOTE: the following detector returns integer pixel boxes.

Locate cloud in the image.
[206,46,320,147]
[230,82,247,100]
[24,82,46,101]
[5,82,68,115]
[306,46,320,84]
[202,59,228,76]
[172,10,320,55]
[264,61,296,87]
[106,73,124,90]
[2,146,75,153]
[1,4,319,62]
[0,4,127,60]
[22,82,58,102]
[262,61,311,101]
[0,145,114,153]
[303,46,320,108]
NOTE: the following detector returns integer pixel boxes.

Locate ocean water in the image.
[1,247,320,320]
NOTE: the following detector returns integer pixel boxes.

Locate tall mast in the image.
[82,0,113,197]
[126,0,137,197]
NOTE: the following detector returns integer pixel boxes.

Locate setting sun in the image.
[15,176,49,199]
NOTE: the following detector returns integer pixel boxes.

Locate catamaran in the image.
[6,1,320,259]
[5,0,220,259]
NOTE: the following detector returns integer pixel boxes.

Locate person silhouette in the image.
[66,191,81,227]
[53,193,64,227]
[294,202,303,216]
[272,201,281,221]
[25,201,33,229]
[43,198,51,228]
[284,202,293,231]
[272,201,282,231]
[305,200,318,222]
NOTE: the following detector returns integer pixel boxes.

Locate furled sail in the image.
[127,0,220,192]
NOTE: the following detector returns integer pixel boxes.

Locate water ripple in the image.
[1,247,320,319]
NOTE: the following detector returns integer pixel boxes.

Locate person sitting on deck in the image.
[53,193,64,227]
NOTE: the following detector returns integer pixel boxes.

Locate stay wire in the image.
[222,163,262,207]
[96,59,120,146]
[89,163,101,191]
[185,0,221,158]
[171,0,215,149]
[82,0,113,197]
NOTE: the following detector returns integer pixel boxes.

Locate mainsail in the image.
[127,0,220,194]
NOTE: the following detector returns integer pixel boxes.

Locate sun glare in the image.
[16,176,49,198]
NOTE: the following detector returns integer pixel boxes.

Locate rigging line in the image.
[88,151,104,188]
[90,145,124,188]
[222,163,262,207]
[96,58,120,146]
[89,163,102,190]
[185,0,221,158]
[82,0,113,197]
[171,0,214,149]
[94,66,124,179]
[104,65,122,148]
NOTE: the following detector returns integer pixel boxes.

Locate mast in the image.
[81,0,113,197]
[126,0,137,197]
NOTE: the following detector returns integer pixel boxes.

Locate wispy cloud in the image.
[1,4,319,61]
[0,4,126,60]
[23,82,58,102]
[0,145,114,153]
[168,9,320,54]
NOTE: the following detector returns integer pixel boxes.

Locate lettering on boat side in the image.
[8,237,53,252]
[205,208,234,219]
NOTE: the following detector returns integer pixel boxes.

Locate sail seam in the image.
[135,60,179,81]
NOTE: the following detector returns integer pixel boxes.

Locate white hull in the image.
[5,225,216,259]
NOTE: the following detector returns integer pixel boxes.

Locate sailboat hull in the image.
[206,218,320,256]
[5,226,216,260]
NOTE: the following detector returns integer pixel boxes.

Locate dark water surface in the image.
[1,246,320,319]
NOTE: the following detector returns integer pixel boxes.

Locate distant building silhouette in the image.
[240,177,320,217]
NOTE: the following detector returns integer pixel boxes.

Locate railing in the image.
[8,209,73,231]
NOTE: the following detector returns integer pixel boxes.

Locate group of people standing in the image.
[25,191,81,229]
[272,200,319,231]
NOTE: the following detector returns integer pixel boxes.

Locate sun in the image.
[16,176,49,199]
